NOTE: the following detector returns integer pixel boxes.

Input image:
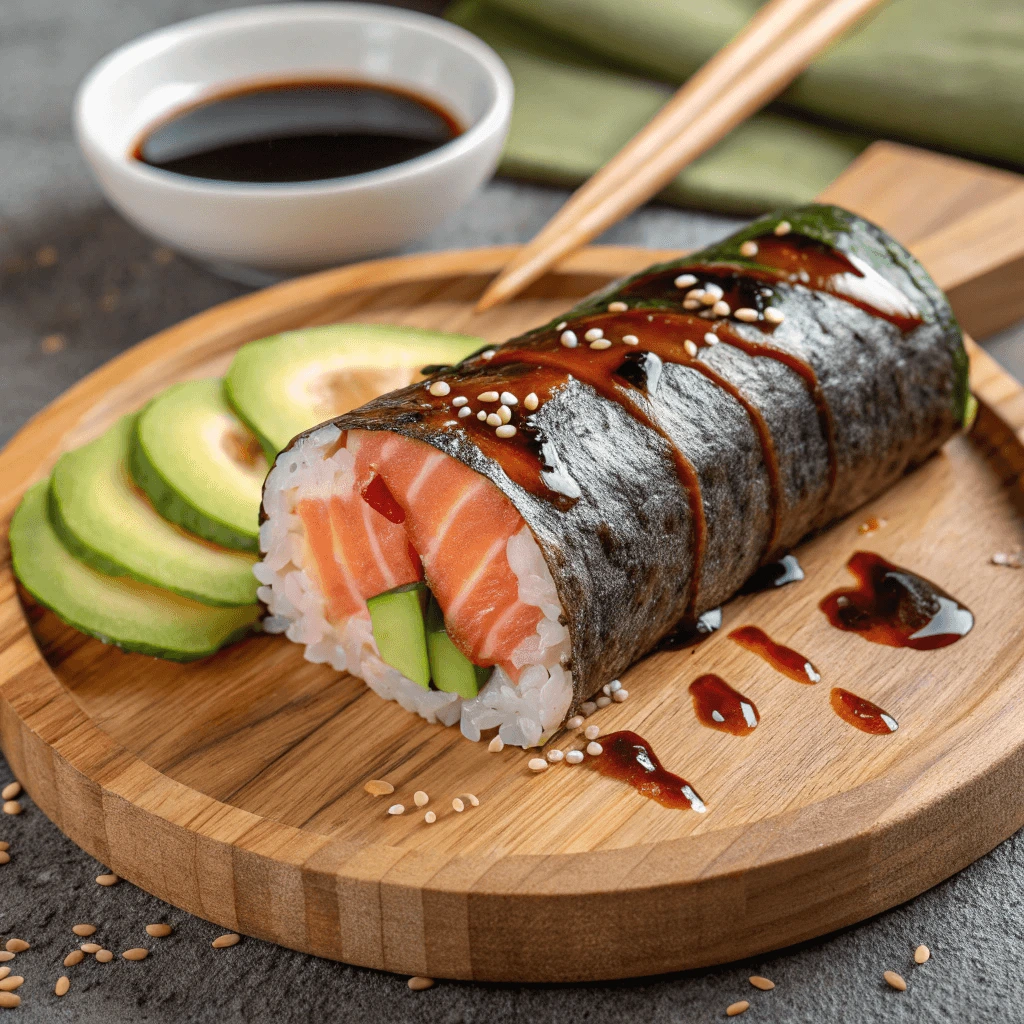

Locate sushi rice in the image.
[256,422,574,748]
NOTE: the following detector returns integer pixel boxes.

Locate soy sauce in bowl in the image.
[133,79,462,184]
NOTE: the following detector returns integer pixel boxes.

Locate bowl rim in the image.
[73,1,514,199]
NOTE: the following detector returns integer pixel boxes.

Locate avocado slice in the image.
[367,582,431,688]
[224,323,484,456]
[49,414,259,607]
[11,481,260,661]
[130,379,266,552]
[426,595,491,699]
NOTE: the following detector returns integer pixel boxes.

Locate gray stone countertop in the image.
[2,0,1024,1020]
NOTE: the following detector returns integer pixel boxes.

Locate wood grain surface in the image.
[1,143,1024,982]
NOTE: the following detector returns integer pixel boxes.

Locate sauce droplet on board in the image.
[689,675,760,735]
[820,552,973,650]
[740,554,804,594]
[830,687,898,734]
[728,625,820,683]
[587,731,705,811]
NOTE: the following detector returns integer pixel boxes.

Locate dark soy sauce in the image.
[133,79,462,183]
[740,554,804,594]
[830,687,898,735]
[820,551,973,650]
[729,625,820,684]
[689,674,759,736]
[588,731,705,811]
[657,607,722,651]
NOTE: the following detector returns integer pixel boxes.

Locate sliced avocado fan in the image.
[11,481,260,661]
[130,378,266,552]
[50,414,259,607]
[224,323,484,457]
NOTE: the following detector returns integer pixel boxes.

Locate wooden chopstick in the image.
[475,0,886,313]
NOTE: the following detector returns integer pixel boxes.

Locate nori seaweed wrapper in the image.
[279,204,968,708]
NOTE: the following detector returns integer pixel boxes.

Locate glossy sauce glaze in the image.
[657,607,722,650]
[587,731,705,811]
[820,552,973,650]
[134,79,461,183]
[740,553,804,593]
[830,687,898,734]
[729,625,820,683]
[689,674,759,735]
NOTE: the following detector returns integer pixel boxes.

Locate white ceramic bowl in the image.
[74,3,513,282]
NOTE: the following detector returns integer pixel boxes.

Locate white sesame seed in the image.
[560,330,578,348]
[764,306,785,324]
[613,689,629,702]
[486,413,503,427]
[609,679,622,693]
[703,283,724,302]
[476,410,487,421]
[607,301,628,312]
[424,811,436,823]
[488,736,504,752]
[589,339,612,350]
[481,349,496,361]
[602,684,611,696]
[566,750,584,764]
[478,390,499,402]
[452,797,466,812]
[388,804,405,815]
[685,289,705,302]
[500,391,518,406]
[774,220,792,236]
[674,274,697,289]
[458,407,472,418]
[734,307,759,322]
[584,328,604,342]
[739,240,759,257]
[524,392,539,411]
[584,725,600,740]
[452,395,468,407]
[704,332,719,345]
[581,701,597,716]
[497,404,512,424]
[528,758,548,772]
[495,425,517,439]
[622,335,639,346]
[547,749,565,763]
[556,321,567,330]
[566,715,584,730]
[586,741,603,756]
[712,300,731,317]
[429,381,451,397]
[682,299,701,310]
[683,339,698,357]
[414,790,429,807]
[596,695,612,708]
[463,793,480,807]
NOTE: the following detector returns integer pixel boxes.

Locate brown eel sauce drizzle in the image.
[820,552,973,650]
[729,625,820,683]
[740,554,804,593]
[587,731,706,811]
[688,674,760,735]
[830,687,898,734]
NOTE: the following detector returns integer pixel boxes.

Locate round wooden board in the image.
[2,245,1024,983]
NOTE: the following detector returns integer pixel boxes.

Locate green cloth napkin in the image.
[447,0,1024,214]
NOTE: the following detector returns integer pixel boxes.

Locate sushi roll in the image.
[256,205,968,748]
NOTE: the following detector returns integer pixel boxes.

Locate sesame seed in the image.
[712,300,731,317]
[704,332,718,345]
[566,716,584,729]
[764,306,784,324]
[703,283,723,301]
[726,1000,750,1016]
[72,925,96,937]
[408,976,435,991]
[476,410,487,421]
[1,783,20,801]
[685,289,705,302]
[488,736,504,752]
[122,948,149,961]
[674,274,697,289]
[387,804,405,815]
[478,390,499,402]
[452,396,468,407]
[364,779,394,797]
[146,924,173,938]
[462,793,480,807]
[0,978,22,992]
[497,405,512,424]
[452,798,466,811]
[586,741,603,756]
[429,381,450,397]
[500,391,518,405]
[524,392,539,411]
[212,934,241,949]
[496,425,517,439]
[613,689,629,702]
[565,750,584,764]
[622,335,639,346]
[682,299,701,310]
[486,413,502,427]
[0,954,13,963]
[584,328,604,342]
[55,975,70,997]
[589,339,612,350]
[596,696,611,708]
[95,949,113,963]
[0,842,8,851]
[884,970,907,991]
[914,945,930,964]
[547,749,565,763]
[0,852,11,865]
[96,874,118,886]
[0,994,19,1009]
[80,943,101,954]
[414,790,429,807]
[602,684,611,696]
[774,220,792,236]
[608,679,622,693]
[581,701,597,716]
[739,240,759,258]
[607,301,628,312]
[683,339,698,357]
[3,801,22,815]
[560,330,578,348]
[528,758,548,772]
[481,350,496,361]
[0,971,7,983]
[749,976,775,990]
[556,321,567,330]
[458,407,472,418]
[424,810,436,823]
[63,950,84,967]
[734,308,759,322]
[584,725,600,740]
